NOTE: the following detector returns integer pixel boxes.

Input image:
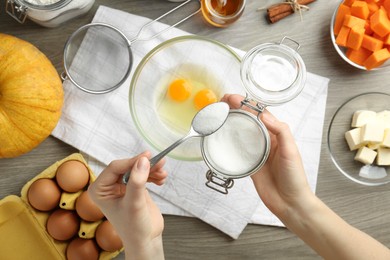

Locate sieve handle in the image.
[130,0,201,43]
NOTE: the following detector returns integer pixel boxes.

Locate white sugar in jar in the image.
[202,110,270,178]
[6,0,94,27]
[201,37,306,194]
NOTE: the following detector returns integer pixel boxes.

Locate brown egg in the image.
[27,178,61,211]
[75,190,104,222]
[95,220,123,252]
[56,160,90,192]
[66,237,99,260]
[46,209,80,241]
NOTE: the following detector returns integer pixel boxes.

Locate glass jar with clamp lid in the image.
[6,0,94,27]
[201,36,307,194]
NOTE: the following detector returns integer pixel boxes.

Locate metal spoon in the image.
[123,102,230,184]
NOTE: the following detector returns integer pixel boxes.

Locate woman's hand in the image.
[222,94,390,259]
[221,94,313,219]
[88,151,166,260]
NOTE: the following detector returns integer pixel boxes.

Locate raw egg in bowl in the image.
[129,35,243,161]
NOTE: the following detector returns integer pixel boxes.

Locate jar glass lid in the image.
[240,37,307,106]
[201,110,270,178]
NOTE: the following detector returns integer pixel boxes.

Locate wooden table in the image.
[1,0,390,259]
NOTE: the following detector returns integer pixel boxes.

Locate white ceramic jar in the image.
[6,0,94,27]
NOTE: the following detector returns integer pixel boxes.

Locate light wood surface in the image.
[1,0,390,259]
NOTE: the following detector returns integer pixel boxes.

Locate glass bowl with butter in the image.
[328,92,390,186]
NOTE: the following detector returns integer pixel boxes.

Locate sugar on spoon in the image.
[122,102,230,184]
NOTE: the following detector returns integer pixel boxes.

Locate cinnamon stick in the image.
[267,0,316,24]
[269,11,294,24]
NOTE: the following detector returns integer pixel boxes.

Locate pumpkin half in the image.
[0,33,64,158]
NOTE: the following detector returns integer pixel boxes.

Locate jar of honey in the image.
[201,0,246,27]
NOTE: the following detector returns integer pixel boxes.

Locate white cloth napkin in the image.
[52,5,329,238]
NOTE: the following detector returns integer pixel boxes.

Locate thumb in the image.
[125,156,150,203]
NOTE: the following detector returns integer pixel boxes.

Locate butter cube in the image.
[351,110,376,127]
[355,146,377,165]
[368,142,381,150]
[382,129,390,148]
[361,121,385,143]
[377,147,390,166]
[376,110,390,129]
[345,127,365,150]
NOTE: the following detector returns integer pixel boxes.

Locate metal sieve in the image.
[61,0,201,94]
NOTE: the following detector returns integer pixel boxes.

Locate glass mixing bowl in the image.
[129,35,244,161]
[327,92,390,186]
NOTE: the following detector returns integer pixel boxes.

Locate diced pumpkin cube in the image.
[336,26,351,47]
[347,47,373,65]
[343,0,357,7]
[373,33,386,40]
[384,34,390,45]
[367,1,380,15]
[351,1,370,19]
[362,34,384,51]
[347,25,366,50]
[383,0,390,14]
[365,20,374,35]
[334,4,351,35]
[364,48,390,69]
[344,14,367,28]
[370,8,390,37]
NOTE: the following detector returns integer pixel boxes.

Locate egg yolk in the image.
[194,89,217,110]
[167,79,192,102]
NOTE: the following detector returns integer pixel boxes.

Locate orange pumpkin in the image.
[0,33,64,158]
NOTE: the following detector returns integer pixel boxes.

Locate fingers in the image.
[150,157,166,173]
[148,170,168,185]
[260,111,297,153]
[147,156,167,185]
[222,93,297,152]
[94,156,141,186]
[261,111,286,136]
[221,94,244,109]
[222,93,294,141]
[125,156,150,204]
[221,94,267,116]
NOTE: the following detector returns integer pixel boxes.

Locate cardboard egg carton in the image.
[0,153,123,259]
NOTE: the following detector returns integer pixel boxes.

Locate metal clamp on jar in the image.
[201,37,307,194]
[6,0,94,28]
